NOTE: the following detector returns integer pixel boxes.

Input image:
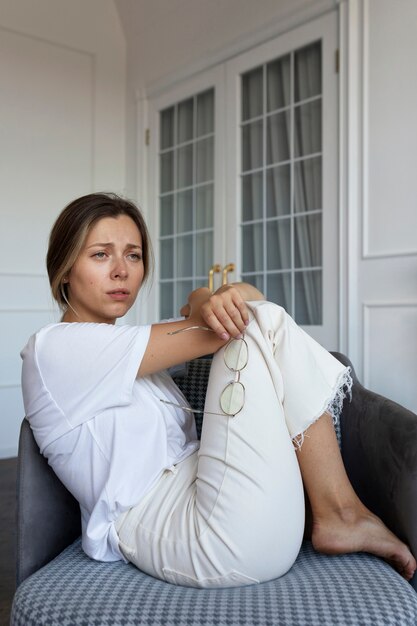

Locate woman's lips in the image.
[107,290,130,301]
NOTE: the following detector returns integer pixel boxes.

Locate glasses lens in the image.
[220,381,245,416]
[224,338,248,372]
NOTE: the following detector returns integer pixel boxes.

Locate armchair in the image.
[11,353,417,625]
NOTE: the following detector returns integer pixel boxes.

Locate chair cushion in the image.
[11,538,417,626]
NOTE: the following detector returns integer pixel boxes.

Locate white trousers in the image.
[115,302,351,588]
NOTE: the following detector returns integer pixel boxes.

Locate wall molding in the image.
[362,300,417,387]
[361,0,417,260]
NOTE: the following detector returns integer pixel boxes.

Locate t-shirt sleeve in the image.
[36,323,151,428]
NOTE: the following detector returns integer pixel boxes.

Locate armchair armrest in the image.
[16,419,81,586]
[333,353,417,589]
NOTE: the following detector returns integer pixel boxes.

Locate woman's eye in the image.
[93,251,107,259]
[128,253,142,261]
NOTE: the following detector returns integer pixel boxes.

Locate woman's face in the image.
[64,215,145,324]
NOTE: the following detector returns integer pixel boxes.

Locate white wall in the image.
[0,0,126,458]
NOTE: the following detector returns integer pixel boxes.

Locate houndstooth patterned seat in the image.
[11,356,417,625]
[12,537,417,625]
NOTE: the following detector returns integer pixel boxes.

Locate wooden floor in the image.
[0,457,17,626]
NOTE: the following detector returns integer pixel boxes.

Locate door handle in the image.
[208,264,221,292]
[222,263,235,285]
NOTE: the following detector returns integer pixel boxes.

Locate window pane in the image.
[242,120,263,172]
[197,89,214,136]
[196,231,213,276]
[267,272,292,312]
[295,270,322,325]
[294,157,322,213]
[295,41,321,103]
[294,214,322,268]
[267,111,290,165]
[160,283,174,319]
[160,239,174,278]
[176,281,193,312]
[242,223,263,273]
[160,195,174,236]
[266,164,290,217]
[267,55,290,111]
[294,100,322,157]
[160,151,174,193]
[177,98,194,143]
[242,172,263,222]
[177,190,193,232]
[196,184,213,229]
[267,218,291,270]
[242,66,263,121]
[177,144,193,188]
[176,234,193,277]
[160,106,174,149]
[196,137,214,183]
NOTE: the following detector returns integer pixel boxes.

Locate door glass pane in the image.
[294,100,322,157]
[266,165,290,217]
[196,137,214,183]
[160,151,174,193]
[242,120,263,171]
[295,42,321,102]
[294,157,322,213]
[160,194,174,236]
[267,111,290,165]
[197,90,214,136]
[241,273,264,293]
[267,218,291,270]
[177,144,193,188]
[160,239,174,279]
[196,232,213,276]
[267,55,291,111]
[160,283,174,319]
[176,235,193,277]
[196,184,213,229]
[295,270,322,325]
[176,280,193,311]
[267,272,292,313]
[242,223,263,273]
[294,214,322,268]
[240,40,323,325]
[242,66,263,121]
[178,98,194,143]
[242,172,263,222]
[160,107,174,149]
[177,190,193,232]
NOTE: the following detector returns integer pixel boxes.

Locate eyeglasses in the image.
[160,328,248,418]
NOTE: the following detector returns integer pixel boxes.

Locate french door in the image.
[147,12,339,347]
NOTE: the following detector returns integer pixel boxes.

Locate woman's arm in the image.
[138,283,264,377]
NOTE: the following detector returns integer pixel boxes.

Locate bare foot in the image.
[312,507,416,581]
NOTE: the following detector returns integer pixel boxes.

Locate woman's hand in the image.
[186,284,258,341]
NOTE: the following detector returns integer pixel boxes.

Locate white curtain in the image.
[241,42,322,324]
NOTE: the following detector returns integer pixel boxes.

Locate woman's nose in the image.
[111,260,128,279]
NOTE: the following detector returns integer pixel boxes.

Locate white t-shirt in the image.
[20,322,199,562]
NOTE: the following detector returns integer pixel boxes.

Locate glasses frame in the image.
[160,327,248,418]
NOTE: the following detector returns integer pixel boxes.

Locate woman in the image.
[21,192,416,587]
